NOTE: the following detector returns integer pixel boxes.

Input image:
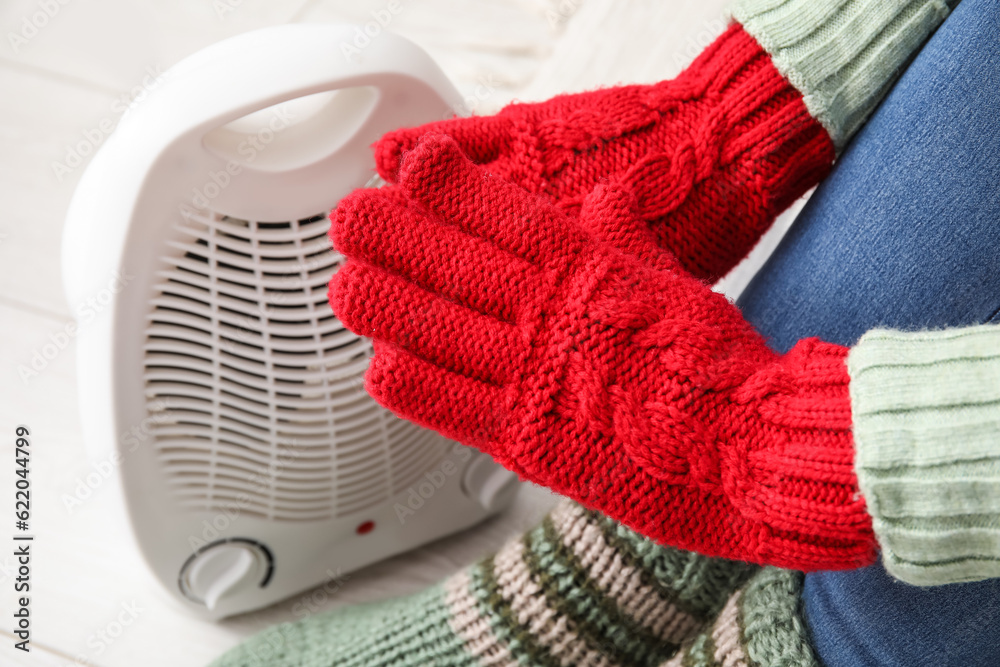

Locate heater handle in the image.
[126,23,465,219]
[135,22,465,165]
[63,24,464,307]
[158,23,463,175]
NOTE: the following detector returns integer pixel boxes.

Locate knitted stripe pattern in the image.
[209,500,755,667]
[849,324,1000,585]
[732,0,953,150]
[657,568,819,667]
[329,134,877,571]
[375,22,835,284]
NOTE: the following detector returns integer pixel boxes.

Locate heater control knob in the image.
[462,453,519,513]
[183,543,264,610]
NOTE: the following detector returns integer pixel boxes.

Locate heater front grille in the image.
[141,208,449,521]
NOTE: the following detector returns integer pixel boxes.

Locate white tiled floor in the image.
[0,1,806,664]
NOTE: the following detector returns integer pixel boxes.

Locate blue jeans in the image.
[736,0,1000,664]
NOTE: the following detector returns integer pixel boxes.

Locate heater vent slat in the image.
[142,209,450,520]
[152,274,337,313]
[170,233,333,261]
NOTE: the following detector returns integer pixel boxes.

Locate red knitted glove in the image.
[374,23,834,283]
[329,134,876,571]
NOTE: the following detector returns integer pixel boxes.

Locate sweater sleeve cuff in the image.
[730,0,951,151]
[848,324,1000,586]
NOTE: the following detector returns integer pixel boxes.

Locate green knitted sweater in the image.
[732,0,953,151]
[849,326,1000,586]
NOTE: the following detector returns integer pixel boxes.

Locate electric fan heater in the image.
[61,24,519,619]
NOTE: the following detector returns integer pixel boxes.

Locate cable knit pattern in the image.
[849,324,1000,585]
[210,500,755,667]
[732,0,953,149]
[373,1,951,284]
[374,22,835,284]
[329,134,876,571]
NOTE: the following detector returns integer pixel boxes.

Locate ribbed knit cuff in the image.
[848,325,1000,586]
[742,338,876,571]
[639,23,836,283]
[731,0,952,150]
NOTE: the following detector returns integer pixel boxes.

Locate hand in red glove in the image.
[374,23,834,283]
[329,134,876,571]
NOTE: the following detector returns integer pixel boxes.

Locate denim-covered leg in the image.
[736,0,1000,664]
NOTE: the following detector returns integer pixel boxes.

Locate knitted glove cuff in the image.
[621,23,835,281]
[494,23,831,208]
[732,338,876,569]
[731,0,952,150]
[849,324,1000,585]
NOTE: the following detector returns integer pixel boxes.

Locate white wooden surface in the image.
[0,1,807,664]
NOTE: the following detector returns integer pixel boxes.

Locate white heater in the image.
[61,24,519,620]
